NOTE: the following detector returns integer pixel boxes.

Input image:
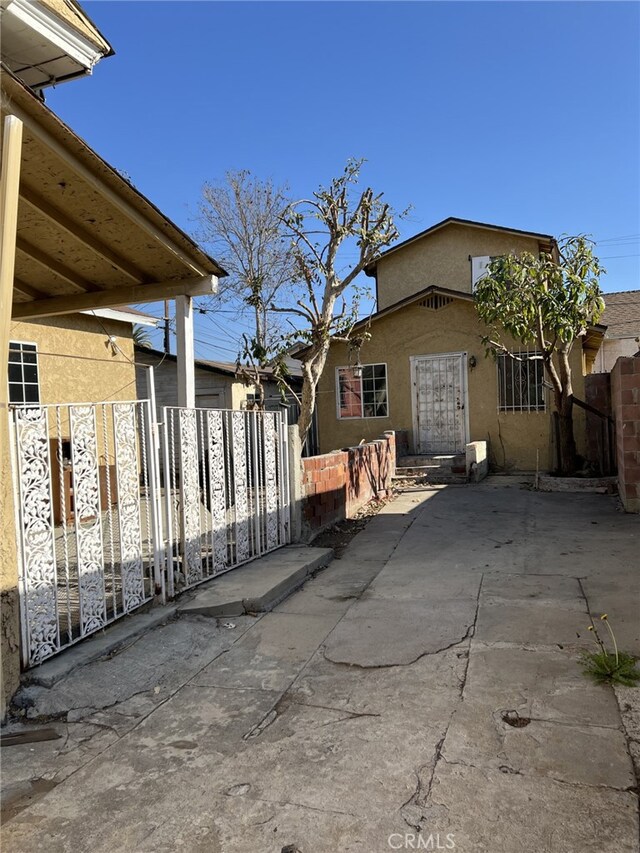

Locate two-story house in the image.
[313,217,605,472]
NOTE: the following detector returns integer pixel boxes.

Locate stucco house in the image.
[10,307,156,408]
[593,291,640,373]
[314,217,605,472]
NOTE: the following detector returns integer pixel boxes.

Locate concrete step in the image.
[393,470,467,485]
[177,546,334,618]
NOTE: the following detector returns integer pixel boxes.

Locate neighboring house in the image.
[134,346,319,453]
[10,307,156,407]
[594,290,640,373]
[314,217,605,471]
[134,345,283,411]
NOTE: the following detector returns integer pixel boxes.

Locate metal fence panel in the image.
[11,400,157,668]
[161,407,291,595]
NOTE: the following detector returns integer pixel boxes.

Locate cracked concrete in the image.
[1,485,639,852]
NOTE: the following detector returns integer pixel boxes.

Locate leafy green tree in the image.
[474,235,605,475]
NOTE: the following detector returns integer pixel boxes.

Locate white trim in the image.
[80,308,158,327]
[410,352,469,454]
[470,256,492,291]
[335,362,390,420]
[4,0,107,74]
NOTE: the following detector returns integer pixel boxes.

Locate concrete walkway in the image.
[2,482,639,852]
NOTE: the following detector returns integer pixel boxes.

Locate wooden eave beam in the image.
[11,274,218,319]
[16,236,100,292]
[19,184,148,283]
[7,102,212,277]
[13,277,48,299]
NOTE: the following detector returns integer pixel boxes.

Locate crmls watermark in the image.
[388,833,456,850]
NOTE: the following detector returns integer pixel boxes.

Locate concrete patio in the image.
[1,480,639,852]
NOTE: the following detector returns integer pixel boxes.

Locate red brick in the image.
[620,405,640,422]
[621,373,640,391]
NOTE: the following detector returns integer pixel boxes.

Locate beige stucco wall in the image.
[316,298,586,472]
[10,314,137,407]
[2,313,137,715]
[595,337,639,373]
[375,224,545,310]
[1,401,20,720]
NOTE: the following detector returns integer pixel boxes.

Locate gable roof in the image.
[365,217,555,275]
[601,291,640,339]
[295,282,607,359]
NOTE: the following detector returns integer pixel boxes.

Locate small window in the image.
[8,341,40,405]
[497,352,545,412]
[337,364,388,419]
[471,256,495,290]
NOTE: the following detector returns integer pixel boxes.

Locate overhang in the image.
[1,0,114,89]
[2,66,226,320]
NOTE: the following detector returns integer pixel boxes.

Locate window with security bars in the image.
[497,352,545,412]
[337,364,388,418]
[8,341,40,405]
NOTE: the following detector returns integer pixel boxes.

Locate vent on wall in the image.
[419,294,454,311]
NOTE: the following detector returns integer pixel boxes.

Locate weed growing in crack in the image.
[580,614,640,686]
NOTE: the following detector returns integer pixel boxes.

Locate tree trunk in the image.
[297,339,330,448]
[555,391,577,475]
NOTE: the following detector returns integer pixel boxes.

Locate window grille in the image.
[497,351,545,412]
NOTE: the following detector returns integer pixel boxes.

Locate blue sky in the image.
[47,1,640,360]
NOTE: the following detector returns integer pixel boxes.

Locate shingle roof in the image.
[601,291,640,339]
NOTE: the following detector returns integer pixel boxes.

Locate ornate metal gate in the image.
[11,401,291,668]
[161,407,291,596]
[10,400,162,667]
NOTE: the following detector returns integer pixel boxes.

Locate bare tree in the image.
[279,159,407,442]
[197,170,294,403]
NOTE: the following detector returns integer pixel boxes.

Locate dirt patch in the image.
[309,493,397,558]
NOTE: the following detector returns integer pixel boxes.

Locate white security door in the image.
[413,353,468,454]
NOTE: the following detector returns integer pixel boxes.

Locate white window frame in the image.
[8,340,40,406]
[497,350,546,413]
[335,363,389,420]
[470,255,495,291]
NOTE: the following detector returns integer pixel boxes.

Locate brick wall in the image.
[611,356,640,512]
[302,431,396,533]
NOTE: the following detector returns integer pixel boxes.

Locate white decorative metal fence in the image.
[161,407,290,597]
[10,400,162,667]
[10,399,291,669]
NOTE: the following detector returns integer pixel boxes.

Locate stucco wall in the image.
[10,314,137,406]
[594,338,639,373]
[375,224,544,310]
[315,298,586,472]
[2,313,137,715]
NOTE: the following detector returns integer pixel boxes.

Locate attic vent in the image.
[419,294,454,311]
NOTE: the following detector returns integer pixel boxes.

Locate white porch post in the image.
[0,115,23,717]
[175,295,195,408]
